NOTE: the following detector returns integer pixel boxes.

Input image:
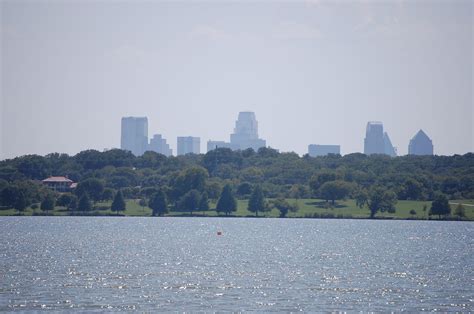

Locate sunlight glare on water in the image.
[0,217,472,311]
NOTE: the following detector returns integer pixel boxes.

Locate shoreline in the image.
[2,213,472,222]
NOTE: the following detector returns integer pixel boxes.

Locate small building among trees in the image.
[42,176,75,192]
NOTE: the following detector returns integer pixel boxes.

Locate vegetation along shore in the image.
[1,148,473,220]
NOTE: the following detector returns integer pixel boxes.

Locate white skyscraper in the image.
[207,111,266,153]
[149,134,173,157]
[177,137,200,156]
[230,112,266,151]
[121,117,148,156]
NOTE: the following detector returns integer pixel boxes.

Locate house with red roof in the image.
[42,176,75,192]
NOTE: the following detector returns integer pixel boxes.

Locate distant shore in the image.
[2,198,473,221]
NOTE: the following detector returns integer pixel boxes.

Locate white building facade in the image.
[177,136,200,155]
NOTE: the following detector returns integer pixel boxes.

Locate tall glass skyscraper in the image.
[121,117,148,156]
[408,130,434,155]
[364,121,396,156]
[177,136,200,156]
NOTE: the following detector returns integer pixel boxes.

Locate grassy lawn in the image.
[1,198,473,220]
[451,199,474,205]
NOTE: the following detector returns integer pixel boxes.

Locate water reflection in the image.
[0,217,472,311]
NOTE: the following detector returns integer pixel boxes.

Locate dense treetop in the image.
[0,148,473,207]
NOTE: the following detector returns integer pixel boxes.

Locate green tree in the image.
[205,181,222,200]
[402,179,423,200]
[430,194,451,219]
[68,195,78,214]
[248,185,267,217]
[0,182,37,214]
[355,187,369,209]
[178,189,201,215]
[216,184,237,216]
[102,188,115,202]
[202,147,243,175]
[236,182,253,197]
[76,178,105,203]
[272,198,298,218]
[149,190,168,216]
[14,190,28,215]
[171,167,209,201]
[289,184,308,201]
[319,180,353,205]
[139,199,147,212]
[40,194,55,214]
[16,155,51,180]
[57,193,73,207]
[111,190,126,216]
[199,192,209,213]
[309,170,337,195]
[367,187,397,219]
[454,203,466,218]
[78,193,92,214]
[1,185,20,209]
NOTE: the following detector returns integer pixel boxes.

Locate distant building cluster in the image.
[207,111,266,152]
[308,145,340,157]
[121,117,172,156]
[121,112,267,157]
[120,114,434,157]
[360,121,434,157]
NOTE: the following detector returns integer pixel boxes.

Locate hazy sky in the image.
[1,0,473,159]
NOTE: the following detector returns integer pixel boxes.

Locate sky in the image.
[1,0,473,159]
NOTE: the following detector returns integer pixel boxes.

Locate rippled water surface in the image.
[0,217,473,311]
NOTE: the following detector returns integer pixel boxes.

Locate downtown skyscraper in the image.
[177,136,200,156]
[121,117,148,156]
[364,121,396,156]
[408,130,434,155]
[207,111,266,152]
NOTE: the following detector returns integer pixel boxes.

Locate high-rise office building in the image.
[207,111,266,152]
[121,117,148,156]
[230,112,266,151]
[383,132,397,157]
[364,122,385,155]
[408,129,434,155]
[308,144,341,157]
[149,134,173,157]
[177,136,200,156]
[364,121,396,156]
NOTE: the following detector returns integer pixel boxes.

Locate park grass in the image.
[1,198,473,220]
[451,199,474,205]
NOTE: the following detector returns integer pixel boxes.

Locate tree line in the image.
[0,148,472,218]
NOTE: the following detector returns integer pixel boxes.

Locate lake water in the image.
[0,217,472,311]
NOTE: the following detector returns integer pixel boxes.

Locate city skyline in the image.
[1,1,472,159]
[120,113,438,157]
